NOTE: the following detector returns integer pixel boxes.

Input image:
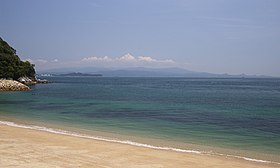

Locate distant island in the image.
[56,72,102,77]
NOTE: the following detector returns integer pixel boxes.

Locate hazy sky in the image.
[1,0,280,76]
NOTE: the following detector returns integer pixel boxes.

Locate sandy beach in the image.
[0,124,278,168]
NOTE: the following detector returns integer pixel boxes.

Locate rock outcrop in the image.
[0,80,30,91]
[18,76,48,85]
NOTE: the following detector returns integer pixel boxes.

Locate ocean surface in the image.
[1,77,280,163]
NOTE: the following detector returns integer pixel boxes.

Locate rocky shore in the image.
[18,76,48,85]
[0,80,30,91]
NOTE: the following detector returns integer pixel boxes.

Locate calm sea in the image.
[1,77,280,162]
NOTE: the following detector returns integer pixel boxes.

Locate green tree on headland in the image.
[0,37,36,80]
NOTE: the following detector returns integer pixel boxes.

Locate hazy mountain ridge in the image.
[38,67,273,78]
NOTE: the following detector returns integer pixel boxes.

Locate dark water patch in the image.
[84,109,162,119]
[29,104,72,111]
[0,100,34,105]
[60,111,74,114]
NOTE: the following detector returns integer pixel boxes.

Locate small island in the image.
[57,72,102,77]
[0,37,47,91]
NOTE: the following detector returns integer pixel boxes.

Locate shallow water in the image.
[1,77,280,162]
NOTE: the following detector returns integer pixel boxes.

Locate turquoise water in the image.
[1,77,280,161]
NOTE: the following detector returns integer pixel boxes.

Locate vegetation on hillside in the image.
[0,37,35,80]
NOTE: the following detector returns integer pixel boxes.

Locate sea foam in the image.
[0,120,279,165]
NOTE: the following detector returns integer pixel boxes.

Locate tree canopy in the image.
[0,37,36,80]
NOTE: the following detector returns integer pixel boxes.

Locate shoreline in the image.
[1,113,279,163]
[0,119,279,168]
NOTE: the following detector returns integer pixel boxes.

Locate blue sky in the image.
[1,0,280,76]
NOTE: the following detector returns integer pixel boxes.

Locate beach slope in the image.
[0,124,278,168]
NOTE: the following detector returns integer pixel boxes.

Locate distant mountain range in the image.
[38,67,272,78]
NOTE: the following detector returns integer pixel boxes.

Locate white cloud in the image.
[22,58,61,71]
[138,56,174,63]
[138,56,156,62]
[24,58,48,64]
[118,53,136,61]
[23,54,178,71]
[82,56,112,62]
[81,53,175,65]
[52,59,59,62]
